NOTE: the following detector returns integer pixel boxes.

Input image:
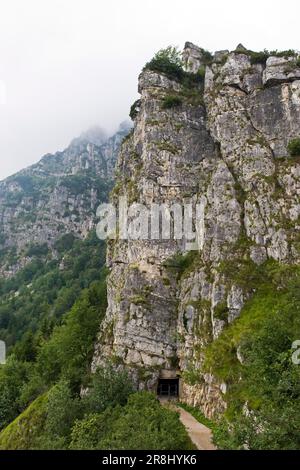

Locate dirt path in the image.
[160,399,216,450]
[176,406,216,450]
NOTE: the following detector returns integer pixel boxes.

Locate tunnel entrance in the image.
[157,378,179,397]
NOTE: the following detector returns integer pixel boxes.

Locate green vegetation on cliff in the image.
[0,373,193,450]
[203,261,300,449]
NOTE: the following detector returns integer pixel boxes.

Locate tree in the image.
[71,392,194,450]
[144,46,184,81]
[82,365,134,414]
[40,380,83,449]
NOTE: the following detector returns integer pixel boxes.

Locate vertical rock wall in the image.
[93,44,300,418]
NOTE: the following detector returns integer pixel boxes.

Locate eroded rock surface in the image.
[92,44,300,418]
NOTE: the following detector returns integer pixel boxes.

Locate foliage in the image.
[71,392,194,450]
[82,365,134,414]
[179,402,216,432]
[198,49,213,65]
[0,273,107,429]
[0,393,48,450]
[249,49,270,65]
[163,251,196,279]
[35,276,107,389]
[144,46,184,81]
[204,261,300,449]
[0,357,32,429]
[269,49,296,58]
[39,380,83,449]
[26,243,49,257]
[0,231,106,348]
[288,138,300,157]
[234,47,297,65]
[161,95,182,109]
[129,99,141,120]
[54,233,76,253]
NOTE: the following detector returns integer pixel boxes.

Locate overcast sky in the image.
[0,0,299,180]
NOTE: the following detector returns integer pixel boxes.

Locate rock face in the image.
[0,124,130,278]
[182,42,207,73]
[92,44,300,418]
[263,56,300,86]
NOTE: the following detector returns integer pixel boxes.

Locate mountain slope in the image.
[0,123,130,348]
[0,44,300,450]
[0,123,130,278]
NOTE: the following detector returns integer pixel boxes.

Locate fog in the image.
[0,0,299,180]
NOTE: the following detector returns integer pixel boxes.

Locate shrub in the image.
[288,138,300,156]
[82,365,134,414]
[26,243,49,258]
[199,49,213,65]
[71,392,194,450]
[161,95,182,109]
[163,251,196,279]
[270,49,296,58]
[129,99,141,120]
[54,233,76,253]
[250,50,270,65]
[40,380,83,449]
[144,46,185,82]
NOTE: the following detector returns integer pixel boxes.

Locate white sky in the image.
[0,0,299,180]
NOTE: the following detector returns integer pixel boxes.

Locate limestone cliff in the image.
[92,44,300,418]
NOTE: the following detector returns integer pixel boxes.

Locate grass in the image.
[203,261,300,418]
[0,393,48,450]
[161,95,182,109]
[178,402,217,432]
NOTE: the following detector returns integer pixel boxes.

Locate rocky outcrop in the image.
[263,56,300,87]
[0,124,130,278]
[92,44,300,418]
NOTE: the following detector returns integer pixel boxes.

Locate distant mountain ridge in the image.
[0,122,131,278]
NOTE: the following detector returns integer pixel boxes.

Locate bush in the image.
[129,99,141,120]
[54,233,76,253]
[163,251,196,279]
[40,380,83,449]
[144,46,185,82]
[270,49,296,58]
[199,49,213,65]
[26,243,49,258]
[161,95,182,109]
[288,138,300,156]
[250,50,270,65]
[82,365,134,414]
[71,392,194,450]
[0,357,32,430]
